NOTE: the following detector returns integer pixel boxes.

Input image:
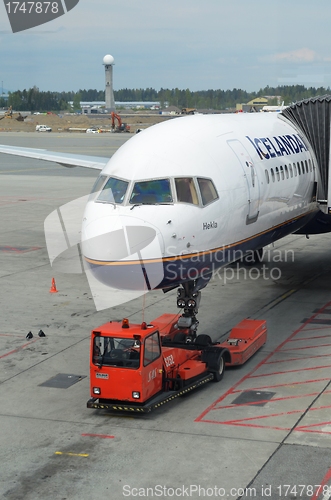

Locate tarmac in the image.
[1,132,331,500]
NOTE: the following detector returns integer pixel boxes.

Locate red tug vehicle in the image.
[87,289,267,413]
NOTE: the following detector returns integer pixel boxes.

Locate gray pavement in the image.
[1,132,331,499]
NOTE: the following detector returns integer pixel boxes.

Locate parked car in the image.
[86,128,99,133]
[36,124,52,132]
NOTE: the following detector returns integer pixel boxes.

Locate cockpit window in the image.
[197,178,218,205]
[129,179,172,204]
[175,178,199,205]
[97,177,129,204]
[90,175,107,194]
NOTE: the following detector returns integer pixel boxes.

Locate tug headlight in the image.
[93,387,101,395]
[132,391,140,399]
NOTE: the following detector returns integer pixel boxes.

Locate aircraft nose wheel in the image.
[176,282,202,337]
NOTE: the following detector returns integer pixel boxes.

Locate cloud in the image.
[262,48,319,64]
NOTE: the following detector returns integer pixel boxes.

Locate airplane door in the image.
[227,139,260,224]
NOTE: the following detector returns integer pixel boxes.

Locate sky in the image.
[1,0,331,94]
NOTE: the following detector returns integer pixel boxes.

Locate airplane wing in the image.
[0,144,109,170]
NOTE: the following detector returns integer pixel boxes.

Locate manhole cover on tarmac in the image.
[39,373,86,389]
[231,390,276,407]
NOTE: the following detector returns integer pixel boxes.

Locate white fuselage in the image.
[81,112,318,290]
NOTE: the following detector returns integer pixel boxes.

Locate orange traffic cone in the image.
[49,277,58,293]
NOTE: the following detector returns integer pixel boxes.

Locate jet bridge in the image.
[281,95,331,211]
[280,95,331,233]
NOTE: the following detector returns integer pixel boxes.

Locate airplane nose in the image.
[82,214,165,290]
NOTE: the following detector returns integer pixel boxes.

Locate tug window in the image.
[130,179,173,204]
[197,178,218,205]
[143,331,161,366]
[175,178,199,205]
[97,177,129,204]
[93,336,141,369]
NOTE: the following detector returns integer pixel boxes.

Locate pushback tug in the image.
[87,304,267,413]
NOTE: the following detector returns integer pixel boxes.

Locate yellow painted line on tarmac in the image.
[54,451,89,457]
[258,272,324,316]
[255,288,298,318]
[273,288,297,304]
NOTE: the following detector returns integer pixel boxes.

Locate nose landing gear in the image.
[175,281,204,340]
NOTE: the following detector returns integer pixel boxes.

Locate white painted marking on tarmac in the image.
[322,486,331,500]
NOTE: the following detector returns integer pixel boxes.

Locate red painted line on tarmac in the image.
[311,465,331,500]
[0,339,38,358]
[307,404,331,412]
[231,378,331,393]
[0,246,42,254]
[196,300,331,424]
[200,418,292,432]
[287,334,331,342]
[213,391,331,411]
[297,326,331,332]
[265,353,331,364]
[217,408,304,424]
[280,342,331,351]
[2,246,21,253]
[295,429,331,436]
[199,407,331,432]
[248,364,331,378]
[0,333,25,337]
[201,405,331,432]
[296,420,331,431]
[195,349,278,422]
[81,433,115,439]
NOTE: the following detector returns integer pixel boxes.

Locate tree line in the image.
[2,84,331,112]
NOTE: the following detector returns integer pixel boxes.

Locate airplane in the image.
[1,95,331,336]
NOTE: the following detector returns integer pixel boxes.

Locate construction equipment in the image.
[111,111,130,132]
[181,108,197,115]
[0,106,26,121]
[87,313,267,413]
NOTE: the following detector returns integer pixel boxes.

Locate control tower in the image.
[103,54,115,111]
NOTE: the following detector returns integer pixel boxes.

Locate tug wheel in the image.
[213,353,225,382]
